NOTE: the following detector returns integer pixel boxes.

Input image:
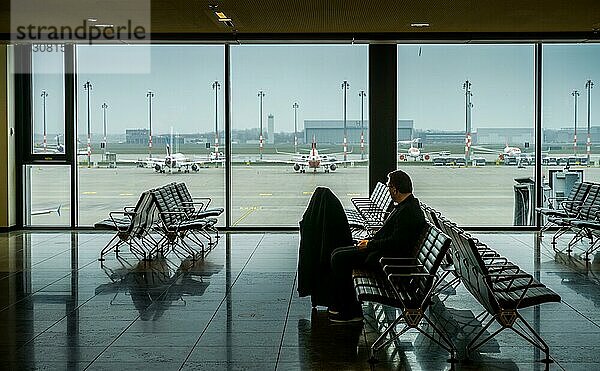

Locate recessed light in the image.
[95,24,114,28]
[215,12,228,19]
[411,23,430,28]
[87,18,98,22]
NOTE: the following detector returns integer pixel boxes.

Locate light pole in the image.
[463,80,473,164]
[212,81,221,163]
[573,90,580,155]
[292,102,299,153]
[341,80,350,162]
[101,102,108,158]
[41,90,48,152]
[586,80,594,163]
[83,81,93,168]
[359,90,366,160]
[146,90,155,159]
[258,90,265,160]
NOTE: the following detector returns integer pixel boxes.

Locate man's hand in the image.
[356,239,369,250]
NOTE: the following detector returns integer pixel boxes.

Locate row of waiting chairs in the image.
[352,201,560,365]
[537,181,600,260]
[345,182,394,237]
[96,182,223,262]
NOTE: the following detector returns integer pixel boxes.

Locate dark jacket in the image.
[297,187,353,304]
[365,194,426,265]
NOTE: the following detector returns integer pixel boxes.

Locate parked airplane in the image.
[473,144,522,159]
[31,205,61,216]
[142,145,223,173]
[398,138,434,161]
[34,135,65,154]
[267,137,365,173]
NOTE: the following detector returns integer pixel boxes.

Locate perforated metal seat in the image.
[353,221,456,363]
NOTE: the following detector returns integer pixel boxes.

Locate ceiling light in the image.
[215,12,228,19]
[411,23,430,28]
[95,24,114,28]
[87,18,98,22]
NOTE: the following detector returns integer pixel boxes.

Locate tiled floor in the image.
[1,230,599,370]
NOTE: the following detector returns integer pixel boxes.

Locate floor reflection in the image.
[553,251,600,295]
[96,257,223,320]
[296,309,365,368]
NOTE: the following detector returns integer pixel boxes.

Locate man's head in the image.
[386,169,413,203]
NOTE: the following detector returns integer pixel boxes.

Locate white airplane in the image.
[31,205,61,216]
[142,145,222,173]
[34,135,65,154]
[473,144,522,159]
[398,138,434,161]
[268,136,365,173]
[503,145,522,157]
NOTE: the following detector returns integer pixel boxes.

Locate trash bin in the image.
[514,177,535,226]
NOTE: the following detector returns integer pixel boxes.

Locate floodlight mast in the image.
[213,81,221,162]
[573,90,580,156]
[585,80,594,163]
[463,80,473,164]
[83,81,93,168]
[342,80,350,162]
[258,90,265,160]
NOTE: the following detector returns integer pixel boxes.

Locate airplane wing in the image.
[471,146,499,154]
[31,205,61,216]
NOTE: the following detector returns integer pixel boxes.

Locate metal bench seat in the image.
[353,221,457,364]
[451,231,560,364]
[536,181,591,232]
[97,191,159,261]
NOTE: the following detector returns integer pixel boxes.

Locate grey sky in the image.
[31,43,599,138]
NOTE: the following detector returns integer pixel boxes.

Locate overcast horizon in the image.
[30,44,599,138]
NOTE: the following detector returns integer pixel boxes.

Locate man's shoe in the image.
[327,307,340,315]
[329,310,363,323]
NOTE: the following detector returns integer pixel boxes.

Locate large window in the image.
[24,165,71,226]
[542,44,600,205]
[230,45,369,226]
[18,42,600,229]
[31,46,66,155]
[398,44,535,226]
[76,45,225,226]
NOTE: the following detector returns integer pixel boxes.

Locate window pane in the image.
[398,44,535,226]
[231,45,369,226]
[76,45,225,226]
[24,165,71,226]
[31,45,65,154]
[542,44,600,206]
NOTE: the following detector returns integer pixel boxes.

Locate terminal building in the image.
[1,2,599,371]
[304,119,413,144]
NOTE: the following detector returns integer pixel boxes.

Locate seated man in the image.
[329,169,426,323]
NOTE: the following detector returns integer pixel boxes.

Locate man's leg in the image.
[330,245,370,320]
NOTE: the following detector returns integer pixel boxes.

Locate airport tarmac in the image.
[27,163,600,227]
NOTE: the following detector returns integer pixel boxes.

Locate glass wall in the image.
[76,45,225,226]
[541,44,600,207]
[31,45,65,155]
[24,165,71,226]
[230,45,369,226]
[398,44,535,226]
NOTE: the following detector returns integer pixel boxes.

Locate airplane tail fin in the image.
[166,144,171,157]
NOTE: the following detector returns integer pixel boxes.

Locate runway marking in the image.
[259,193,273,196]
[119,193,134,196]
[82,191,97,195]
[233,206,259,226]
[347,193,361,196]
[302,191,313,195]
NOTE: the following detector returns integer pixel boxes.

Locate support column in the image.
[0,45,16,229]
[369,44,397,193]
